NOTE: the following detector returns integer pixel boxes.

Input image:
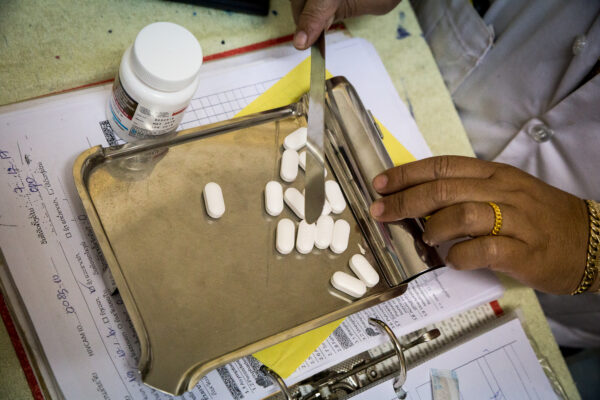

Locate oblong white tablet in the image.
[315,215,334,250]
[280,149,299,183]
[331,271,367,298]
[325,180,346,214]
[203,182,225,219]
[265,181,283,216]
[284,127,307,151]
[321,199,332,216]
[349,254,380,287]
[299,150,327,177]
[299,150,306,170]
[276,218,295,255]
[330,219,350,254]
[284,187,305,220]
[296,220,316,254]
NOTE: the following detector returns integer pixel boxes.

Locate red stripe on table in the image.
[28,23,346,102]
[203,23,344,62]
[0,292,45,400]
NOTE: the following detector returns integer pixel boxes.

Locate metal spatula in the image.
[304,32,326,224]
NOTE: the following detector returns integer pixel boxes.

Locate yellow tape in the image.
[235,57,331,117]
[253,318,345,378]
[238,56,415,378]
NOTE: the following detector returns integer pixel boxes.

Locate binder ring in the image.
[369,317,408,399]
[260,364,293,400]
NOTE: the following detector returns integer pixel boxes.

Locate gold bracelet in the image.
[571,200,600,295]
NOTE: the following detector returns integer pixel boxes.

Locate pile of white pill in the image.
[275,127,380,299]
[202,126,380,299]
[269,127,350,256]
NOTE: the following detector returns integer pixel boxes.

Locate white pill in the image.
[299,151,327,177]
[265,181,284,216]
[349,254,380,287]
[315,215,334,249]
[296,220,316,254]
[284,187,305,220]
[331,271,367,298]
[330,219,350,254]
[321,199,332,215]
[203,182,225,219]
[325,180,346,214]
[284,127,307,151]
[280,149,299,183]
[276,219,295,255]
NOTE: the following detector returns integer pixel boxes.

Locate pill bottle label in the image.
[107,75,186,140]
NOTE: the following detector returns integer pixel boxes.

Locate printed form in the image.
[0,37,504,399]
[350,317,559,400]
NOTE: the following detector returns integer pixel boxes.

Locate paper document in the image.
[0,36,502,399]
[350,317,559,400]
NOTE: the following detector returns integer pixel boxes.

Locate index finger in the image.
[373,156,498,195]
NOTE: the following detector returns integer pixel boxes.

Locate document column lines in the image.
[58,241,133,398]
[509,342,531,381]
[503,346,531,399]
[452,340,516,370]
[0,216,17,228]
[482,357,504,399]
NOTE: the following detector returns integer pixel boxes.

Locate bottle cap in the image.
[130,22,203,92]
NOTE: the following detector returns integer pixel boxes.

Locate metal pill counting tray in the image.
[73,77,443,396]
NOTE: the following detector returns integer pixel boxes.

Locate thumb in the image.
[294,0,339,50]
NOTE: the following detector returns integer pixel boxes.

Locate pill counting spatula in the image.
[304,32,326,224]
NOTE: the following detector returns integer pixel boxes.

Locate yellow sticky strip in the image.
[238,56,415,378]
[235,57,332,118]
[253,319,345,378]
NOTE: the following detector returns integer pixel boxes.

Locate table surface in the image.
[0,1,579,399]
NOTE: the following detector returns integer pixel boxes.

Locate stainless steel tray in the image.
[73,77,442,396]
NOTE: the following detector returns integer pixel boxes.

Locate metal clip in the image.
[261,365,293,400]
[368,318,408,399]
[367,110,384,140]
[260,321,441,400]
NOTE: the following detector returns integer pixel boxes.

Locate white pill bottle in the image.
[107,22,203,142]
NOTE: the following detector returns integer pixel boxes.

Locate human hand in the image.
[369,156,589,295]
[290,0,402,50]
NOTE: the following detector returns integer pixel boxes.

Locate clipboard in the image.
[0,34,510,400]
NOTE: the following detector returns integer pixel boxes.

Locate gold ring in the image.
[488,202,502,236]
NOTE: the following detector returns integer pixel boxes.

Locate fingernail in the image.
[294,31,307,49]
[370,201,385,217]
[422,235,433,246]
[373,174,388,191]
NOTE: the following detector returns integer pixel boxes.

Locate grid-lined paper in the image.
[179,78,280,129]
